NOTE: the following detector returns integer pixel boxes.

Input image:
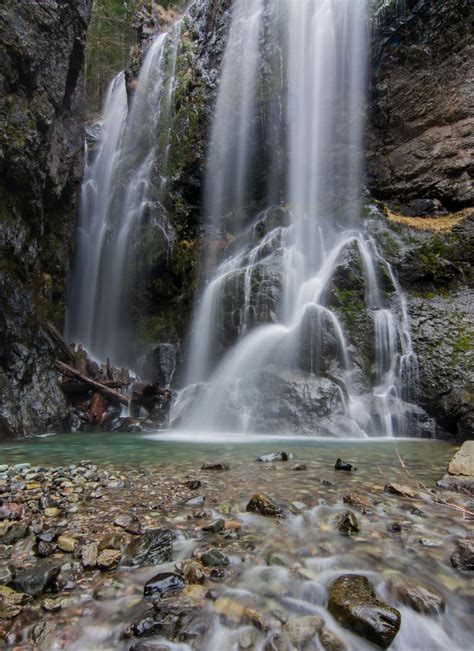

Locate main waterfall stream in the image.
[176,0,419,438]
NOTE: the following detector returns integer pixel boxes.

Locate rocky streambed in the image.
[0,437,473,650]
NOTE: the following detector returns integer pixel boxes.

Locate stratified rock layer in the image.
[369,0,473,210]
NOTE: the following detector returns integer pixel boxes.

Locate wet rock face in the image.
[370,207,473,440]
[0,0,92,438]
[327,574,401,649]
[221,369,347,436]
[368,0,473,209]
[407,289,473,439]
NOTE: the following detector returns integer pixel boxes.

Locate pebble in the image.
[201,548,229,567]
[144,572,186,598]
[384,483,418,499]
[338,511,361,535]
[113,513,142,534]
[185,495,205,507]
[246,492,286,518]
[81,543,99,570]
[57,535,77,553]
[202,519,225,533]
[201,462,230,472]
[97,549,121,570]
[44,507,60,518]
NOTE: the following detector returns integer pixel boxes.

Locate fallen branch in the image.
[45,323,75,362]
[394,446,474,518]
[432,497,474,518]
[55,360,130,406]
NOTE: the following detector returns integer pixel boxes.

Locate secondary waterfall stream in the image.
[177,0,419,437]
[66,27,181,365]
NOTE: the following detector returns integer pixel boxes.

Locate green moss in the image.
[378,230,401,257]
[333,288,365,329]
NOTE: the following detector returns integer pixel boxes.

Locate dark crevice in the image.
[63,38,84,111]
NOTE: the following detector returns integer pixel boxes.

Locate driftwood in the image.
[89,392,108,426]
[45,322,75,362]
[55,360,130,406]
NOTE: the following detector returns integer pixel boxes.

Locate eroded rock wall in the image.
[368,1,473,439]
[368,0,473,211]
[0,0,92,437]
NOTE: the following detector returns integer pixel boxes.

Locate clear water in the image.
[0,432,455,479]
[3,435,472,651]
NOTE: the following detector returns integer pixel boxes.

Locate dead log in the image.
[55,361,130,406]
[106,358,119,382]
[75,344,88,375]
[45,323,75,362]
[89,392,108,426]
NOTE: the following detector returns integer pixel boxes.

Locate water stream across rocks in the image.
[0,435,472,650]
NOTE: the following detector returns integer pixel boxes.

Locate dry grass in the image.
[387,207,472,232]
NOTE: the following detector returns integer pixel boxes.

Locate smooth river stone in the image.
[328,574,400,649]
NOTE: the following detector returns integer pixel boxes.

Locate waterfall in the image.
[178,0,420,437]
[66,26,181,365]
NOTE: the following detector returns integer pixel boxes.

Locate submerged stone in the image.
[185,495,205,507]
[327,574,400,649]
[144,572,186,598]
[202,519,225,534]
[122,529,173,567]
[201,462,230,472]
[114,513,142,534]
[384,483,418,499]
[185,479,203,490]
[257,451,293,463]
[450,538,474,571]
[284,615,324,645]
[387,577,445,615]
[338,511,360,535]
[342,492,372,511]
[246,492,285,518]
[335,459,356,471]
[13,561,61,596]
[201,548,229,567]
[319,626,348,651]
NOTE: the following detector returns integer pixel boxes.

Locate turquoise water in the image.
[0,431,455,485]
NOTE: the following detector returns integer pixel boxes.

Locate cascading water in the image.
[66,26,181,365]
[177,0,420,437]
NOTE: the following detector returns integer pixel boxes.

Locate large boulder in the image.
[328,574,401,649]
[215,368,348,436]
[438,441,474,492]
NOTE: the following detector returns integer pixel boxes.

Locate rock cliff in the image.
[0,0,92,437]
[368,0,473,439]
[368,0,473,211]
